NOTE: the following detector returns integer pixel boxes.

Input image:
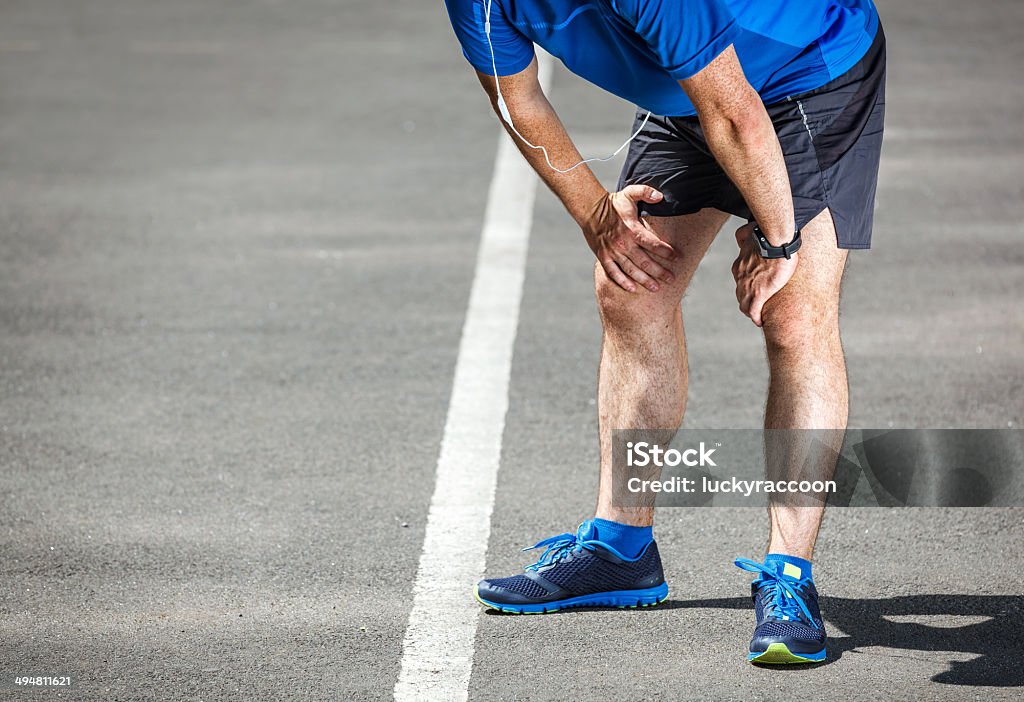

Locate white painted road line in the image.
[393,54,554,702]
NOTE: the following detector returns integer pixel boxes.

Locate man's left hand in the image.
[731,222,799,327]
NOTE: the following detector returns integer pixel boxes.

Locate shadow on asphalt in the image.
[660,594,1023,686]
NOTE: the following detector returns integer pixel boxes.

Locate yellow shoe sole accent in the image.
[749,642,826,665]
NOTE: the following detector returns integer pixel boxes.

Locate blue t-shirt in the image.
[444,0,879,116]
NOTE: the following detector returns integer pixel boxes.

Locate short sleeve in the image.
[444,0,535,77]
[612,0,741,79]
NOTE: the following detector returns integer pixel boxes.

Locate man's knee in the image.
[761,293,840,354]
[760,214,847,355]
[594,261,683,330]
[594,263,642,328]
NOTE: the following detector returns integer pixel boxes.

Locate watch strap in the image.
[752,226,802,259]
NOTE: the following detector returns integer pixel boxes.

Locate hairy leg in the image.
[593,208,731,527]
[760,208,849,560]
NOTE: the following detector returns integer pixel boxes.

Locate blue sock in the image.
[590,518,653,559]
[764,553,813,582]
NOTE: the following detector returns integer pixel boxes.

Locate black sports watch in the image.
[752,226,802,259]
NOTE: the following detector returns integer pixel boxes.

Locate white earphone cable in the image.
[483,0,651,175]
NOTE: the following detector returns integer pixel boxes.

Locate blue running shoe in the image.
[735,558,827,664]
[475,520,668,614]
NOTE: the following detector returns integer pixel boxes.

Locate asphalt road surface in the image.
[1,1,1022,700]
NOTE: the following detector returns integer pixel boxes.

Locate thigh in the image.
[762,208,849,327]
[644,208,732,283]
[594,208,730,316]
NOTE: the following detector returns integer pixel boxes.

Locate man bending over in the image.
[443,0,885,664]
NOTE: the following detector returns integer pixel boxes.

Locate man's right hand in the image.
[583,185,678,293]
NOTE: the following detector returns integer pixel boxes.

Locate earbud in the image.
[483,0,651,174]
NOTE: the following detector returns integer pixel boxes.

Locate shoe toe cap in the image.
[750,628,825,655]
[476,579,534,605]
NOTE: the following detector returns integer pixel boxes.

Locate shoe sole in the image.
[749,642,827,664]
[474,582,669,614]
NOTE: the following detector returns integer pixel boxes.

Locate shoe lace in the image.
[522,524,596,571]
[734,557,819,628]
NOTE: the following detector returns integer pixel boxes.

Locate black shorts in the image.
[617,26,887,249]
